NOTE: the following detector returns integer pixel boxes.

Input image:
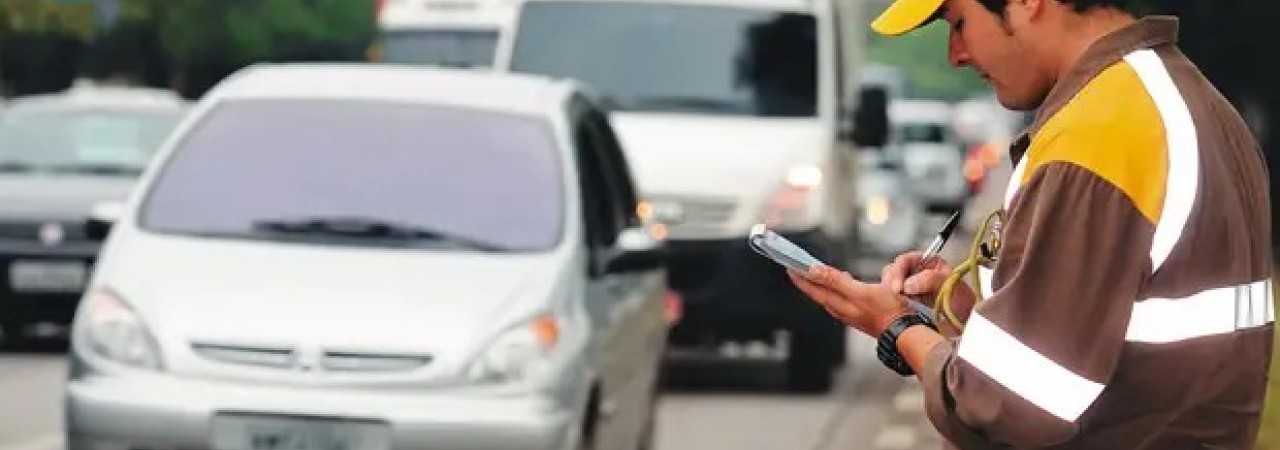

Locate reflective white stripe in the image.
[978,265,995,299]
[957,313,1105,422]
[1004,154,1028,210]
[1123,50,1199,274]
[1126,280,1275,343]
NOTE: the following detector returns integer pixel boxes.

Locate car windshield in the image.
[379,28,499,68]
[509,1,817,117]
[139,99,564,252]
[897,123,950,144]
[0,108,182,175]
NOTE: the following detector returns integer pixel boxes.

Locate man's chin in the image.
[994,91,1041,112]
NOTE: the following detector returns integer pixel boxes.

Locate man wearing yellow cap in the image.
[788,0,1274,449]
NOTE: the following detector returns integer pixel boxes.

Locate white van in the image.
[371,0,518,68]
[494,0,886,392]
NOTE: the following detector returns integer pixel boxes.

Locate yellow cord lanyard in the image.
[934,209,1005,333]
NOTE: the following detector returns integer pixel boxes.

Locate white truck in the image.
[370,0,518,68]
[494,0,887,392]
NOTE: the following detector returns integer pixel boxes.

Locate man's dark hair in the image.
[975,0,1132,14]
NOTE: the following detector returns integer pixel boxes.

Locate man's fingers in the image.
[809,265,874,302]
[904,269,951,296]
[788,270,863,319]
[885,252,924,292]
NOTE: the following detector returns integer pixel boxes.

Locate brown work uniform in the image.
[920,17,1275,450]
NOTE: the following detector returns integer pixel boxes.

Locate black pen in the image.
[905,210,962,317]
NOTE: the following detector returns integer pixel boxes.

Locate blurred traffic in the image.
[0,0,1024,449]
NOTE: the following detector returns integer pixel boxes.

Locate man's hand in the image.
[881,251,954,305]
[787,265,911,337]
[881,252,977,335]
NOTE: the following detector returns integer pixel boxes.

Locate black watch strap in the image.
[876,312,936,376]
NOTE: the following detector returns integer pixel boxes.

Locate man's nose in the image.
[948,33,972,68]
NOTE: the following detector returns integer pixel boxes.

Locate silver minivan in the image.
[65,63,670,450]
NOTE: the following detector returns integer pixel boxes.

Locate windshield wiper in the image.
[48,163,143,176]
[0,161,35,173]
[250,216,510,252]
[622,95,749,114]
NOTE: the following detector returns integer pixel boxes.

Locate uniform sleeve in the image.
[920,162,1155,449]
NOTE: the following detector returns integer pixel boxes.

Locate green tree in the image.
[864,21,987,101]
[0,0,96,40]
[152,0,375,66]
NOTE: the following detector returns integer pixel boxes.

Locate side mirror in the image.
[841,86,890,149]
[605,225,668,274]
[84,201,124,241]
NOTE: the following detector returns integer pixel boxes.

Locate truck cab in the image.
[494,0,886,392]
[370,0,518,68]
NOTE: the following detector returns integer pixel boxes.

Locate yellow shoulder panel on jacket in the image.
[1021,61,1168,224]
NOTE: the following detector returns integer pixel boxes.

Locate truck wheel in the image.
[786,325,838,393]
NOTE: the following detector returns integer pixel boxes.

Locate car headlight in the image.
[464,313,565,384]
[765,164,825,230]
[864,195,892,226]
[74,288,163,371]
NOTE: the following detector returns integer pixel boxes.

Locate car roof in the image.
[3,81,188,114]
[379,0,518,29]
[518,0,821,14]
[208,63,578,118]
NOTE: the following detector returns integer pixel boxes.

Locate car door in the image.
[570,99,666,450]
[584,105,668,449]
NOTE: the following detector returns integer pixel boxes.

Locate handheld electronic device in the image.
[748,224,825,276]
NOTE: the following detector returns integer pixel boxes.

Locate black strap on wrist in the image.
[876,312,937,376]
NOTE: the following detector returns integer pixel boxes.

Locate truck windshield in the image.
[379,28,499,68]
[509,1,818,117]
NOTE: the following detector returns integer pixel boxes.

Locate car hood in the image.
[0,174,135,219]
[608,113,831,198]
[99,234,568,374]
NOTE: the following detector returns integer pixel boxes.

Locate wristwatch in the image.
[876,311,937,376]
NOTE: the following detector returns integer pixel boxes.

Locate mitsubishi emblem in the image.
[38,223,65,247]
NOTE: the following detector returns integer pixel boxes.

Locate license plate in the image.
[211,415,390,450]
[9,260,87,292]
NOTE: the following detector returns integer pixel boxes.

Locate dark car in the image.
[0,83,188,346]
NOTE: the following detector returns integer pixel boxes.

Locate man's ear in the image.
[1021,0,1046,20]
[1005,0,1045,25]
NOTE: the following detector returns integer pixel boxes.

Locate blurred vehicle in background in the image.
[0,81,187,347]
[952,95,1022,194]
[496,0,886,393]
[66,64,670,450]
[886,98,968,213]
[369,0,518,68]
[853,150,924,261]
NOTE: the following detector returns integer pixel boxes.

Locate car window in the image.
[0,108,182,173]
[584,109,639,232]
[572,106,615,249]
[378,28,499,68]
[896,123,949,144]
[510,1,817,117]
[140,99,565,252]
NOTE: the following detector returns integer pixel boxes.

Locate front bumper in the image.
[0,239,100,326]
[66,374,578,450]
[664,228,836,342]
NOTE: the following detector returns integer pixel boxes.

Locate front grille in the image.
[191,342,433,373]
[650,195,738,234]
[0,219,88,242]
[323,350,434,372]
[192,343,294,368]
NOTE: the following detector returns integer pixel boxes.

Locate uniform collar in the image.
[1009,16,1181,162]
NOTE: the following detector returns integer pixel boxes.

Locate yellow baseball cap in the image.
[871,0,947,36]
